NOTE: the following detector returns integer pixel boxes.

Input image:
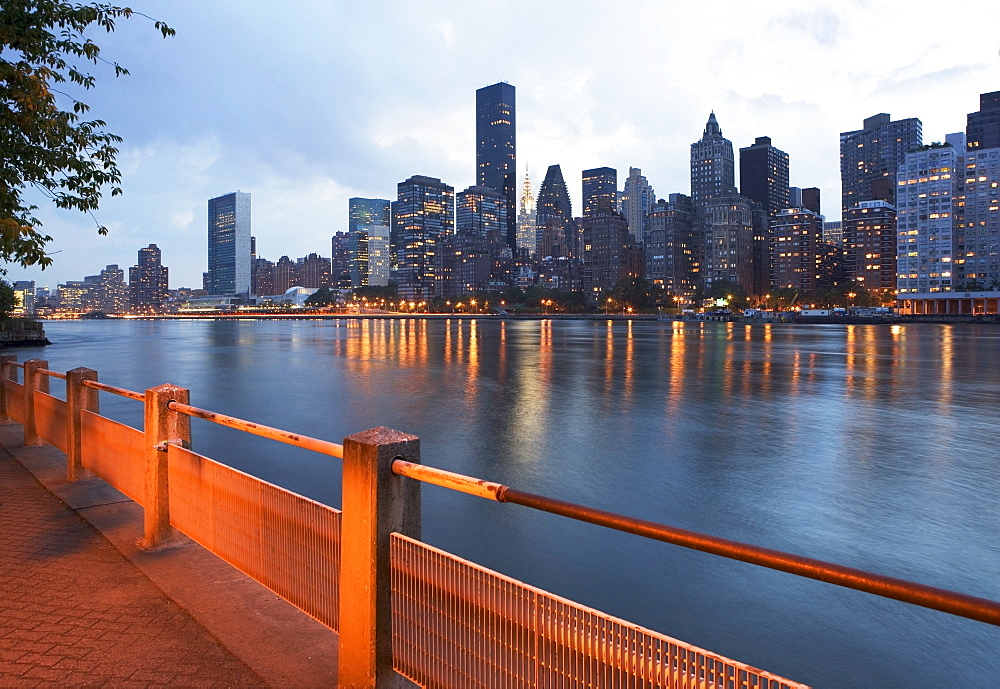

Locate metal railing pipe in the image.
[81,379,145,401]
[167,401,344,459]
[36,368,67,381]
[390,460,1000,627]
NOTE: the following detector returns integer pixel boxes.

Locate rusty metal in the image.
[6,362,25,370]
[167,401,344,459]
[393,461,1000,627]
[390,534,807,689]
[4,380,25,423]
[35,368,67,381]
[81,378,145,401]
[391,459,505,501]
[168,443,341,631]
[497,486,1000,628]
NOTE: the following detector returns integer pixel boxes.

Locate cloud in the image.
[769,8,845,48]
[436,21,456,49]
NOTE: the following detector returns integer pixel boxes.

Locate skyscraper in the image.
[690,113,736,203]
[129,244,168,312]
[207,191,251,295]
[739,136,789,217]
[582,167,617,217]
[966,91,1000,152]
[348,198,391,288]
[456,186,507,242]
[516,169,536,256]
[840,114,920,292]
[395,175,454,301]
[840,113,922,214]
[620,167,656,244]
[535,165,573,258]
[476,82,516,249]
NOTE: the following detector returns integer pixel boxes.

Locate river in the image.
[16,318,1000,688]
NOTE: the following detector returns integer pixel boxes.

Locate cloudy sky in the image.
[9,0,1000,289]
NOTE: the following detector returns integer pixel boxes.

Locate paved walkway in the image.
[0,444,267,687]
[0,420,339,687]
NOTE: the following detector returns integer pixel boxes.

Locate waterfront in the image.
[18,318,1000,688]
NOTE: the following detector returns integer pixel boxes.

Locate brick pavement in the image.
[0,445,267,687]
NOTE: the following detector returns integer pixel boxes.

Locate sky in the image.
[7,0,1000,289]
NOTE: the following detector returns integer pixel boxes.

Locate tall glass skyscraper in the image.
[395,175,454,301]
[476,82,516,249]
[207,191,251,295]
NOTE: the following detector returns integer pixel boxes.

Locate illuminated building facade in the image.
[516,170,536,256]
[691,113,736,203]
[647,194,699,301]
[348,198,391,288]
[476,82,516,249]
[895,143,960,294]
[456,186,507,244]
[843,200,897,295]
[770,208,826,293]
[955,144,1000,289]
[395,175,454,301]
[740,136,789,217]
[128,244,168,311]
[966,91,1000,152]
[535,165,573,258]
[582,167,617,218]
[207,191,251,295]
[581,206,635,303]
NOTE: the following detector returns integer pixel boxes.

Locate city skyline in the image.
[6,0,1000,288]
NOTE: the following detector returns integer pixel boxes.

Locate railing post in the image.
[141,383,191,548]
[0,355,16,422]
[23,358,49,446]
[338,427,421,689]
[66,368,99,482]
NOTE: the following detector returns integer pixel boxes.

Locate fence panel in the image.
[5,380,24,424]
[80,410,145,504]
[391,534,807,689]
[33,391,68,454]
[168,445,341,631]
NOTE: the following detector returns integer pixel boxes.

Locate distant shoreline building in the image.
[207,192,251,296]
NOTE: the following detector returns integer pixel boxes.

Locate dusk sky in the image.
[8,0,1000,289]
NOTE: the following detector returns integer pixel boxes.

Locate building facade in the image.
[770,208,826,294]
[691,113,736,203]
[129,244,168,311]
[843,200,897,295]
[582,167,617,218]
[395,175,454,301]
[207,192,251,295]
[956,144,1000,289]
[516,169,536,256]
[840,113,922,214]
[535,165,573,258]
[476,82,516,249]
[739,136,789,217]
[620,167,656,245]
[647,194,699,302]
[966,91,1000,152]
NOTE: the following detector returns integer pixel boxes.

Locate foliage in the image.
[610,277,663,310]
[0,2,174,271]
[304,286,337,306]
[353,284,396,300]
[0,279,17,318]
[704,279,749,309]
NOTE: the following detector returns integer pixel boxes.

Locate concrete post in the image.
[66,368,99,482]
[23,359,49,446]
[0,355,16,422]
[141,383,191,548]
[338,427,421,689]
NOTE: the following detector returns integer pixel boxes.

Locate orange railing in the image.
[3,354,998,688]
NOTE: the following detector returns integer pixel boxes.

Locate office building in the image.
[456,186,507,245]
[516,169,537,256]
[581,206,635,303]
[129,244,168,311]
[207,192,251,295]
[699,193,755,290]
[347,198,391,288]
[966,91,1000,152]
[476,82,516,249]
[395,175,454,301]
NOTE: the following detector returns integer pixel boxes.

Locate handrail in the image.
[6,362,24,370]
[391,459,1000,627]
[167,401,345,459]
[36,368,67,381]
[81,379,145,401]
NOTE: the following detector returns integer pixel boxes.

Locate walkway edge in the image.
[0,422,338,687]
